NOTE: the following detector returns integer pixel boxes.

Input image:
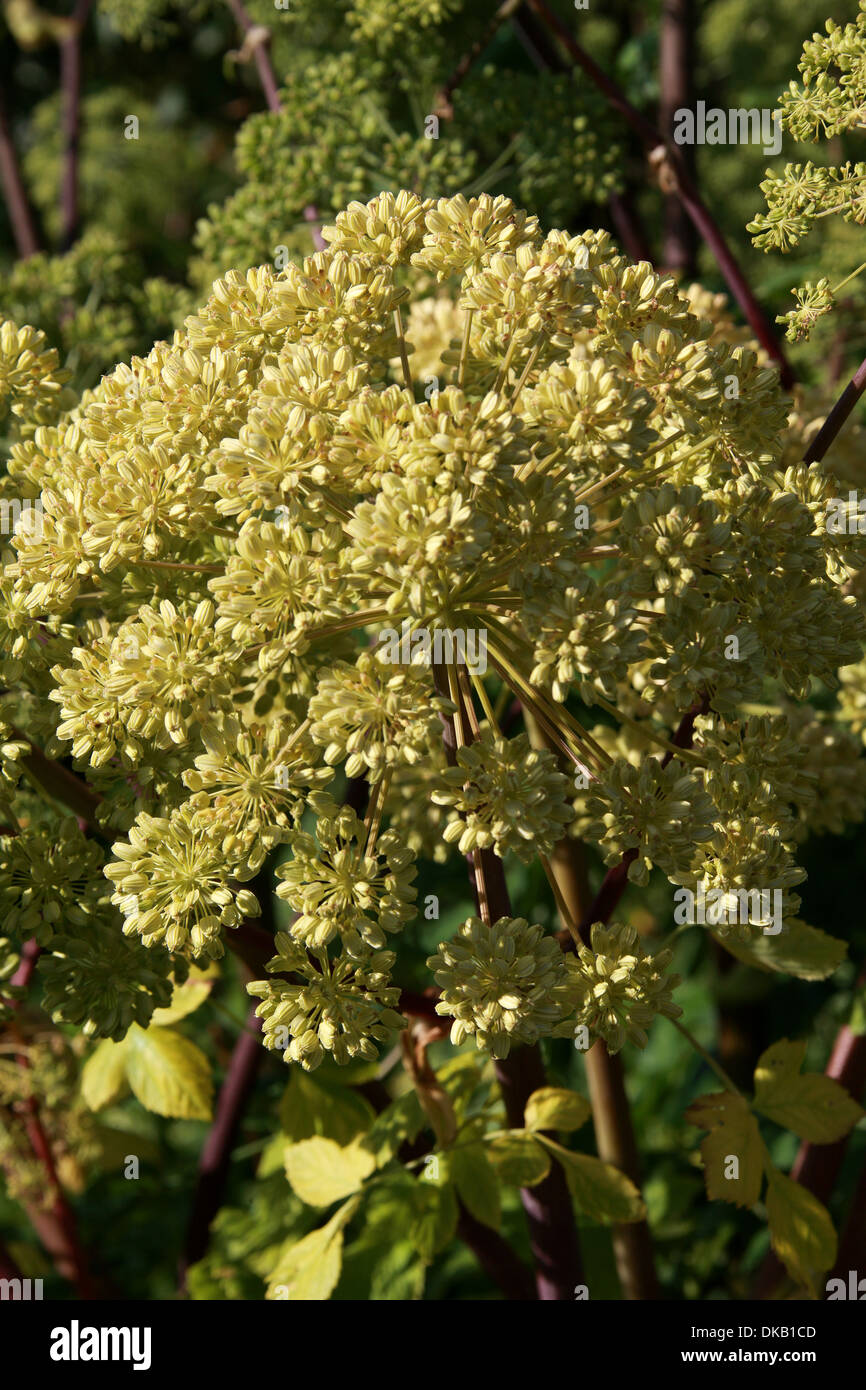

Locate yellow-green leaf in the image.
[714,920,846,980]
[754,1039,864,1142]
[81,1038,129,1112]
[765,1168,837,1296]
[124,1023,213,1120]
[449,1144,501,1230]
[150,964,217,1026]
[279,1070,376,1146]
[284,1136,376,1207]
[685,1091,766,1207]
[266,1196,359,1301]
[486,1131,551,1187]
[537,1137,645,1223]
[524,1087,592,1133]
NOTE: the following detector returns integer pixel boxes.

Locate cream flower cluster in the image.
[1,190,861,1060]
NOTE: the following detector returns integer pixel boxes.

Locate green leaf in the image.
[257,1133,292,1179]
[279,1070,376,1147]
[537,1137,646,1223]
[753,1039,864,1142]
[81,1038,130,1112]
[449,1144,501,1230]
[435,1051,489,1121]
[849,988,866,1036]
[284,1136,376,1207]
[342,1181,428,1301]
[714,920,846,980]
[765,1168,837,1296]
[124,1023,213,1120]
[266,1196,360,1301]
[524,1086,592,1133]
[407,1176,459,1260]
[361,1090,424,1167]
[149,964,216,1026]
[486,1130,551,1187]
[685,1091,766,1207]
[367,1241,426,1301]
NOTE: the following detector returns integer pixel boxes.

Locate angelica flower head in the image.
[3,188,859,1067]
[558,921,682,1053]
[428,915,569,1058]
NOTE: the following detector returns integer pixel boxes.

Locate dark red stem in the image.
[524,0,795,388]
[224,0,282,114]
[456,1201,537,1300]
[59,0,95,251]
[0,88,40,258]
[659,0,697,274]
[435,0,525,119]
[179,1006,264,1288]
[804,353,866,465]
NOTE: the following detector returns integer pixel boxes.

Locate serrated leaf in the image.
[714,919,846,980]
[150,964,217,1026]
[753,1039,864,1142]
[124,1023,213,1120]
[537,1137,645,1223]
[765,1168,837,1296]
[266,1196,359,1301]
[486,1130,551,1187]
[284,1136,376,1207]
[81,1038,130,1112]
[524,1086,592,1133]
[449,1144,501,1230]
[279,1070,375,1146]
[685,1091,766,1207]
